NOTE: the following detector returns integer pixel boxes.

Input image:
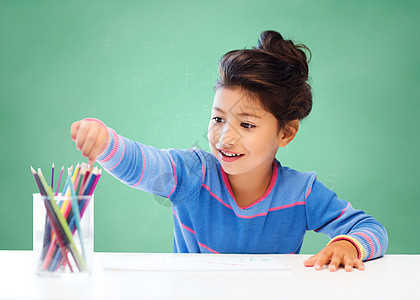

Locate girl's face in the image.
[208,87,284,177]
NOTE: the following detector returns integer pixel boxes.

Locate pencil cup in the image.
[33,193,94,276]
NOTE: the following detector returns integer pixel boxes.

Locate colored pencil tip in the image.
[52,162,55,168]
[30,166,36,174]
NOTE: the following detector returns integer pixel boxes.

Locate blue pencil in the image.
[67,171,85,261]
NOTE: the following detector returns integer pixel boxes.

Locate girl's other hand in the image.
[303,240,365,272]
[70,119,109,166]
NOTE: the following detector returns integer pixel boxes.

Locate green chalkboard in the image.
[1,0,419,254]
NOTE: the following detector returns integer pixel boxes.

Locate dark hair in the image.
[214,30,312,131]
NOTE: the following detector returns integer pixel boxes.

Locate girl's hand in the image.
[70,119,109,166]
[303,240,365,272]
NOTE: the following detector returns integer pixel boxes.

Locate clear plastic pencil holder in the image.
[33,193,94,276]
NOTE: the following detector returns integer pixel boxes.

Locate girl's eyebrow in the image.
[212,106,262,119]
[212,107,225,113]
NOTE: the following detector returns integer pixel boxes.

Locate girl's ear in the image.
[278,120,299,147]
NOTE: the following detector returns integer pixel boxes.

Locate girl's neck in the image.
[227,161,274,208]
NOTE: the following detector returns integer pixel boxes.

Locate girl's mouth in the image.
[218,149,244,162]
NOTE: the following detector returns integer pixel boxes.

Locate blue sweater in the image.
[98,127,388,260]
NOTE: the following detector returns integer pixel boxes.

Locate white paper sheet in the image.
[103,253,289,272]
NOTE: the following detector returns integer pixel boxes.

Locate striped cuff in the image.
[327,235,367,261]
[97,128,118,164]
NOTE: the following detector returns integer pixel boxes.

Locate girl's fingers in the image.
[70,121,82,141]
[328,255,342,272]
[343,256,354,272]
[314,252,331,270]
[303,241,366,272]
[353,258,365,271]
[88,159,95,168]
[89,139,107,164]
[81,125,98,159]
[75,122,90,151]
[303,255,318,267]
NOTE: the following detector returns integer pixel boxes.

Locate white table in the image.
[1,251,419,300]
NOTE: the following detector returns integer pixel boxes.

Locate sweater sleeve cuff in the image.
[95,127,119,165]
[327,235,367,261]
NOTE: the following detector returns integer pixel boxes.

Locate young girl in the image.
[71,30,388,272]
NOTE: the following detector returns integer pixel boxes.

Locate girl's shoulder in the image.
[275,159,317,199]
[187,147,219,168]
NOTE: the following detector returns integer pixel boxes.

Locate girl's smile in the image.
[217,148,245,162]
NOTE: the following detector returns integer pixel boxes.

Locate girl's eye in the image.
[212,117,224,123]
[241,122,256,129]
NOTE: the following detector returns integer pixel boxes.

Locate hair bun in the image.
[257,30,311,82]
[257,30,286,53]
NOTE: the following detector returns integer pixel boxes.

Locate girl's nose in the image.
[219,124,239,147]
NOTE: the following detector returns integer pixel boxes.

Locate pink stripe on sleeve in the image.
[305,185,312,200]
[166,155,177,198]
[108,137,125,171]
[361,230,382,255]
[99,129,119,163]
[334,202,350,221]
[202,163,205,183]
[314,202,351,232]
[353,232,375,260]
[131,147,145,187]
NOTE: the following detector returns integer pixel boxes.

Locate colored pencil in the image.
[38,169,86,272]
[31,166,51,261]
[73,163,84,194]
[31,167,74,272]
[51,163,54,191]
[68,169,85,260]
[32,163,101,272]
[55,166,64,196]
[51,168,97,271]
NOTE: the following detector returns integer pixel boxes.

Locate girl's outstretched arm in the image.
[71,118,205,203]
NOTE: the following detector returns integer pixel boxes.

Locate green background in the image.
[1,0,419,254]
